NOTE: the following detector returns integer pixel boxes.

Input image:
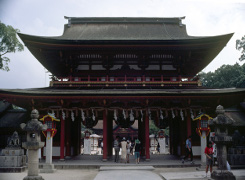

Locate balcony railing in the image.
[50,75,200,88]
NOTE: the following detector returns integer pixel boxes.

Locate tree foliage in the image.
[0,21,24,71]
[199,63,245,88]
[236,35,245,61]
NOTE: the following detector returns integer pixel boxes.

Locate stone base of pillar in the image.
[23,175,44,180]
[59,159,65,161]
[102,159,107,162]
[145,159,150,162]
[40,164,56,173]
[211,170,236,180]
[65,156,71,159]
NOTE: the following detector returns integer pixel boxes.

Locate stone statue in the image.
[7,131,20,148]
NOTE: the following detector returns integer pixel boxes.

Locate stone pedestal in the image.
[0,148,26,172]
[211,170,236,180]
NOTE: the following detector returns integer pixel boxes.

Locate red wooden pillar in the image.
[65,118,71,157]
[187,112,192,137]
[60,116,65,160]
[103,109,108,161]
[145,111,150,161]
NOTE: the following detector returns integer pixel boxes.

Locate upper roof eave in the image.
[0,88,244,96]
[18,32,234,46]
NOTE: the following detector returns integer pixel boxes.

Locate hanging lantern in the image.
[40,114,60,138]
[193,113,212,137]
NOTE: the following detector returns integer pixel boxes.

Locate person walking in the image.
[205,141,214,177]
[157,142,160,154]
[114,136,120,162]
[182,136,194,164]
[120,137,127,163]
[134,138,141,164]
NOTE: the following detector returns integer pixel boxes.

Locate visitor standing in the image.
[114,136,120,162]
[120,137,127,163]
[126,140,131,163]
[182,136,194,164]
[134,138,141,164]
[205,141,214,177]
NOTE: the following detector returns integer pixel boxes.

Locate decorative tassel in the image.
[130,109,134,121]
[71,111,75,122]
[81,109,85,121]
[62,110,66,120]
[148,109,151,120]
[140,110,143,122]
[171,109,175,119]
[160,109,164,120]
[92,109,95,121]
[114,109,117,121]
[190,109,194,120]
[180,109,184,121]
[122,109,126,119]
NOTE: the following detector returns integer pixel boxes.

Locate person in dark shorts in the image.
[134,138,141,164]
[205,141,214,177]
[114,136,120,162]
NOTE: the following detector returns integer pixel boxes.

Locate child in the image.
[205,141,214,177]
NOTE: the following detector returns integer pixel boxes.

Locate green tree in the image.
[0,22,24,71]
[149,120,160,135]
[199,63,245,88]
[236,35,245,61]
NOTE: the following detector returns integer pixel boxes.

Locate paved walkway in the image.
[1,167,245,180]
[1,155,245,180]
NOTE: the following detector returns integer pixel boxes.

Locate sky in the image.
[0,0,245,89]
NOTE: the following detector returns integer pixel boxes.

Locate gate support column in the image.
[187,112,192,137]
[65,118,71,158]
[60,116,65,160]
[103,109,108,161]
[145,111,150,161]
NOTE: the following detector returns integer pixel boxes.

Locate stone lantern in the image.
[208,105,236,180]
[20,109,47,180]
[193,113,212,163]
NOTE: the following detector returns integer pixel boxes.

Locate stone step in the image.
[100,166,154,171]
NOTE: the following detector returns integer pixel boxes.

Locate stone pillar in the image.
[103,110,108,161]
[40,131,56,173]
[46,131,52,164]
[145,112,150,161]
[200,131,207,164]
[27,149,39,176]
[60,116,65,160]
